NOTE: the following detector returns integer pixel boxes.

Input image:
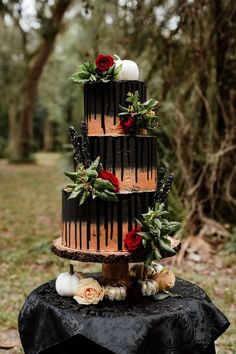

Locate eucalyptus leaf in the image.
[118,112,130,116]
[154,248,162,262]
[145,250,154,266]
[94,178,115,191]
[142,239,147,248]
[87,156,100,171]
[79,190,88,205]
[153,292,171,301]
[86,169,98,179]
[64,171,79,182]
[96,190,118,202]
[65,183,77,188]
[119,105,129,112]
[163,291,182,298]
[68,189,83,200]
[159,239,176,255]
[143,98,157,108]
[90,74,97,81]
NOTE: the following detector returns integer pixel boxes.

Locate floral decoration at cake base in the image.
[55,263,176,305]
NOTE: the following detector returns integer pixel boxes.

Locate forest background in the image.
[0,0,235,353]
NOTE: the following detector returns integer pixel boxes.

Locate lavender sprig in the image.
[68,126,83,167]
[80,122,91,168]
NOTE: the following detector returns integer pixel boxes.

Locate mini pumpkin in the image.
[114,55,139,80]
[55,264,82,297]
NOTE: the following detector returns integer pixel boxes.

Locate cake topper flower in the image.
[71,54,122,84]
[119,91,159,135]
[96,54,114,72]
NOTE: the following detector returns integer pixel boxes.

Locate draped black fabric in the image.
[18,277,229,354]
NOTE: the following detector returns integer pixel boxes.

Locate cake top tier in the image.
[71,54,159,137]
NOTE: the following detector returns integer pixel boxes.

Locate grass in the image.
[0,153,235,353]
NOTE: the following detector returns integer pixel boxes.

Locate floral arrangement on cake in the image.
[119,91,159,135]
[125,168,180,265]
[65,124,119,205]
[71,54,140,84]
[65,156,119,204]
[125,202,180,264]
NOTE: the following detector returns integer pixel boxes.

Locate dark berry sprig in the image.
[154,167,174,209]
[161,174,174,208]
[154,167,166,205]
[68,126,83,167]
[80,122,91,168]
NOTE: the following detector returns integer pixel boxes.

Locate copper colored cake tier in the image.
[89,136,157,191]
[61,189,155,252]
[84,80,146,136]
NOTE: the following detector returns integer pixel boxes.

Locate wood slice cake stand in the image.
[52,238,181,285]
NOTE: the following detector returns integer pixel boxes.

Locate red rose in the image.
[119,116,135,134]
[125,227,143,252]
[96,54,114,72]
[99,170,120,192]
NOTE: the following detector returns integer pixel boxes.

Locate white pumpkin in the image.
[114,55,139,80]
[55,264,81,297]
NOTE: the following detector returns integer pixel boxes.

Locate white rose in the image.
[73,278,105,305]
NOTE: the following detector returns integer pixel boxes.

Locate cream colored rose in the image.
[152,268,176,292]
[73,278,105,305]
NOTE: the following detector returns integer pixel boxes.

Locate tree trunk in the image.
[7,97,19,159]
[17,0,72,162]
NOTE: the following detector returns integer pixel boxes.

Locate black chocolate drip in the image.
[84,81,146,131]
[62,190,155,251]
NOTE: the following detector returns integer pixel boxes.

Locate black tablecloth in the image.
[18,276,229,354]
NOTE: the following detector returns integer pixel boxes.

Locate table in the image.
[18,276,229,354]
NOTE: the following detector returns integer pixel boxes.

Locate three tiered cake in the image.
[52,54,180,303]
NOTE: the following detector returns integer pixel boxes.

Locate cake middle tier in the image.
[89,136,157,191]
[62,189,155,252]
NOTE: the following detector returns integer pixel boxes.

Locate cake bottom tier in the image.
[61,189,155,252]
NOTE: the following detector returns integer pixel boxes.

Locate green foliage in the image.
[137,202,180,265]
[71,61,122,84]
[153,291,181,301]
[65,156,118,205]
[119,91,159,135]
